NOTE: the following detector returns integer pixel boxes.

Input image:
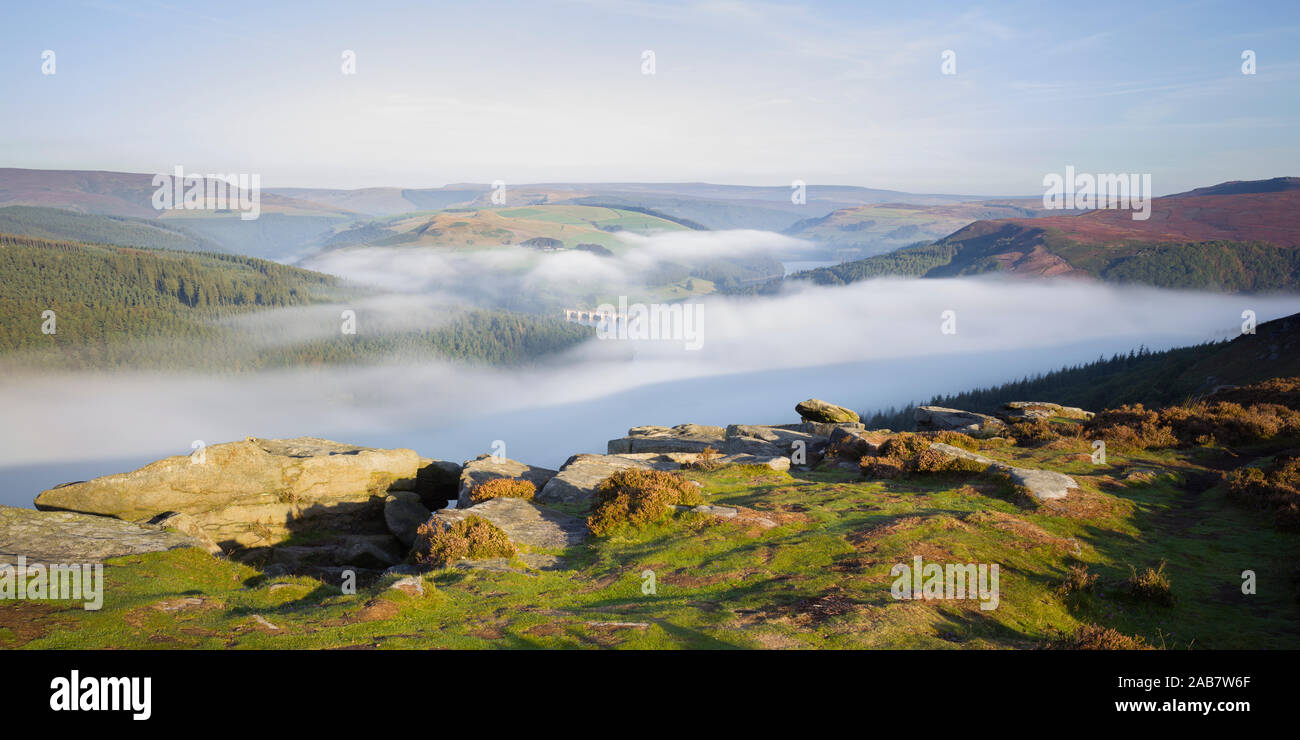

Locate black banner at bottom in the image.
[0,648,1286,727]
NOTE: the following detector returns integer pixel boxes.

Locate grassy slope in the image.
[10,433,1298,650]
[366,205,690,255]
[866,312,1300,429]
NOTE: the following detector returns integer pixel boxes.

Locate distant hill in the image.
[0,168,356,219]
[0,232,340,353]
[0,170,362,259]
[866,311,1300,429]
[783,199,1074,259]
[268,186,486,217]
[331,204,693,254]
[0,206,217,252]
[0,232,590,370]
[795,178,1300,291]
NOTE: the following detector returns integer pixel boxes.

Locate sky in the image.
[0,0,1297,193]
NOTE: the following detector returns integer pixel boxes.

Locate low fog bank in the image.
[297,230,812,311]
[2,276,1297,507]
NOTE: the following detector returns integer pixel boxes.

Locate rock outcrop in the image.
[995,402,1094,421]
[457,455,558,509]
[828,426,889,460]
[145,512,224,555]
[795,398,860,423]
[606,424,726,454]
[605,421,857,471]
[915,406,1006,435]
[1,506,210,571]
[384,492,431,547]
[537,454,654,505]
[415,458,462,509]
[34,437,423,551]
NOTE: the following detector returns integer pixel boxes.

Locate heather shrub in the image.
[468,477,536,504]
[1225,456,1300,531]
[1086,404,1178,452]
[860,432,987,478]
[1209,377,1300,411]
[877,433,931,459]
[910,448,988,474]
[1007,418,1060,447]
[587,469,704,535]
[860,455,905,478]
[929,431,981,451]
[415,514,515,566]
[1087,382,1300,452]
[1183,401,1300,445]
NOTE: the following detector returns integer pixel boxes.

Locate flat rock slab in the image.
[607,424,725,454]
[434,497,587,550]
[996,402,1093,421]
[33,436,422,550]
[927,443,1077,501]
[0,505,208,571]
[723,424,826,458]
[1001,467,1077,501]
[457,455,557,509]
[928,443,995,466]
[537,454,654,505]
[719,454,791,471]
[611,452,696,470]
[674,503,779,529]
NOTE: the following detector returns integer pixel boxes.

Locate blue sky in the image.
[1,0,1296,193]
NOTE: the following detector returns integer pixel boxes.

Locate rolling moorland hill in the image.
[269,182,996,219]
[0,170,1048,265]
[0,232,591,370]
[0,169,360,260]
[794,177,1300,292]
[0,168,355,220]
[316,203,787,299]
[783,199,1076,259]
[0,205,222,252]
[325,204,694,253]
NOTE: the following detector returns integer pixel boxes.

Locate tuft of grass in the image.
[1058,564,1099,594]
[1127,561,1175,606]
